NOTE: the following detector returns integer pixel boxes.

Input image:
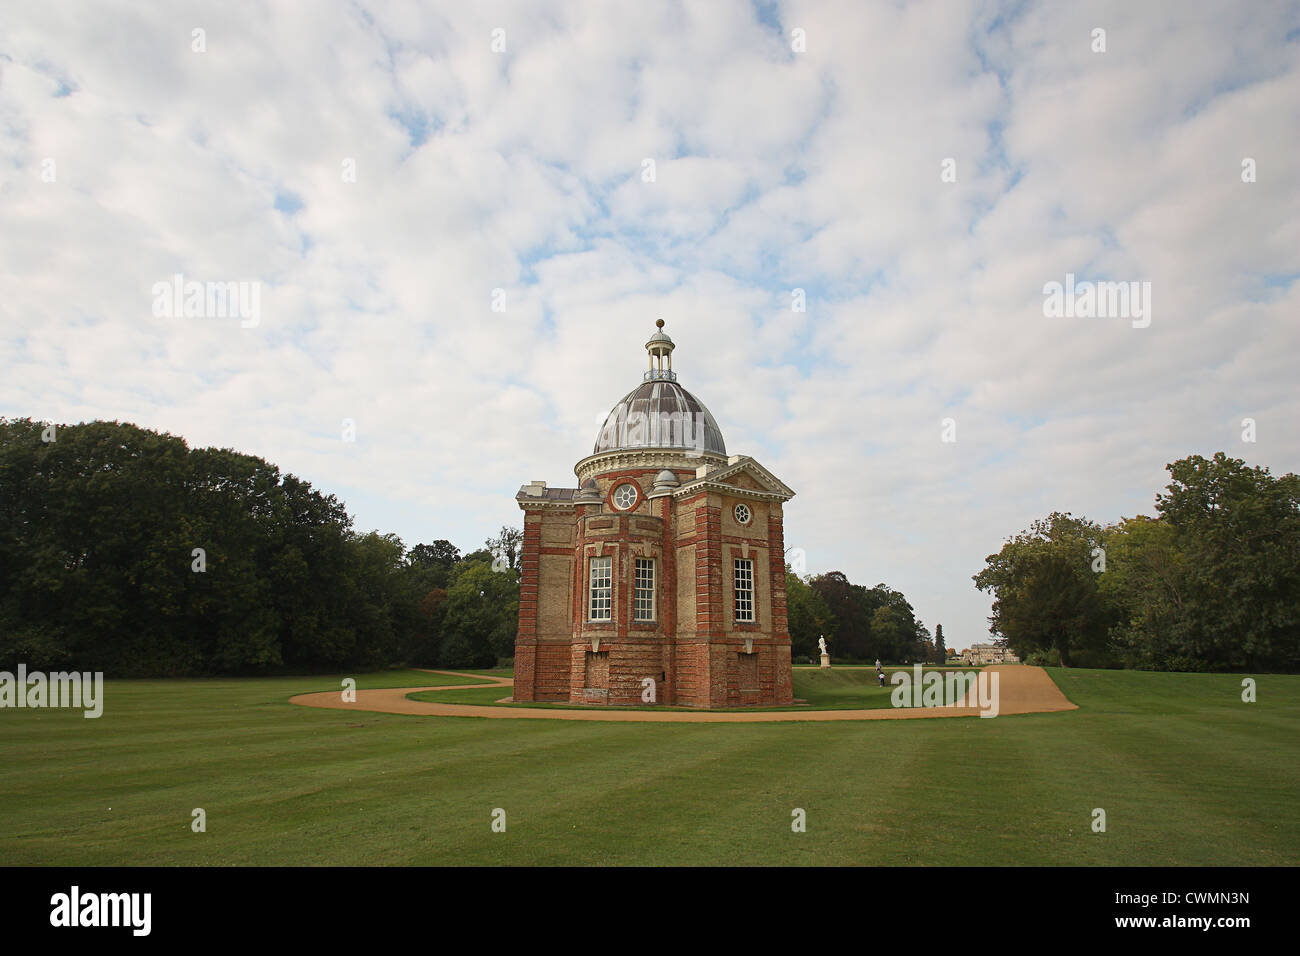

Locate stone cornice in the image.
[515,498,577,511]
[574,448,728,484]
[671,479,792,502]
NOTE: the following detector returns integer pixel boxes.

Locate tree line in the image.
[785,568,944,664]
[973,453,1300,671]
[0,419,521,676]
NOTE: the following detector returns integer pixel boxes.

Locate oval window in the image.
[734,503,751,524]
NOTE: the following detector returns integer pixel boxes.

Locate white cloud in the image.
[2,0,1297,646]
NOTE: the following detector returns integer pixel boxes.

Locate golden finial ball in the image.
[656,319,665,328]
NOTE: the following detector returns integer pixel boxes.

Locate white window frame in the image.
[733,557,755,623]
[634,557,656,622]
[589,555,612,621]
[734,502,751,524]
[612,483,638,510]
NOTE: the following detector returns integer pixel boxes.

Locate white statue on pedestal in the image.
[818,635,830,669]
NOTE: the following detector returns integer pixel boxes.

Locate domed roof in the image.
[594,379,727,455]
[592,320,726,456]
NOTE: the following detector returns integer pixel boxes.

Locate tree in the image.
[809,572,872,660]
[864,584,920,661]
[803,573,924,662]
[407,540,461,589]
[871,605,912,662]
[397,539,467,664]
[485,526,523,572]
[1100,454,1300,671]
[1158,454,1300,670]
[912,621,933,663]
[973,512,1110,666]
[1095,515,1190,669]
[409,540,461,568]
[785,567,835,662]
[438,556,519,668]
[0,418,443,676]
[934,623,946,663]
[975,453,1300,673]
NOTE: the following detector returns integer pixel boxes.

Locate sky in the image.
[2,0,1298,651]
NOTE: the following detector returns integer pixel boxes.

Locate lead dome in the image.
[592,320,727,456]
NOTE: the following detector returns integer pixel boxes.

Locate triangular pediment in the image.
[673,455,794,501]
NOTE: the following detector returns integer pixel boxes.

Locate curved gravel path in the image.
[288,665,1076,722]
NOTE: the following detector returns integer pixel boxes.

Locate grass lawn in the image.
[367,669,500,688]
[1,667,1295,865]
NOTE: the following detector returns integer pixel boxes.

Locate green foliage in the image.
[408,539,460,570]
[977,453,1300,672]
[438,557,519,668]
[784,567,834,662]
[796,571,925,663]
[0,418,519,676]
[974,511,1110,666]
[1156,453,1300,669]
[911,620,934,664]
[485,526,523,572]
[1097,516,1194,669]
[871,605,911,659]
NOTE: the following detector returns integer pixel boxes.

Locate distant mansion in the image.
[963,643,1021,665]
[511,321,796,708]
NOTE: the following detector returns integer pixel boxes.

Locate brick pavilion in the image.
[512,320,796,707]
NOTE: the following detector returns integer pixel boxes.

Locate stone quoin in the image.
[512,320,796,707]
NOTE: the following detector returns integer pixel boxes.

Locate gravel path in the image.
[288,665,1076,722]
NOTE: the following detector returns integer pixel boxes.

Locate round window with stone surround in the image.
[612,483,639,510]
[734,503,751,524]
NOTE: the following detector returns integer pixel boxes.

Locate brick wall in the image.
[674,641,711,707]
[514,461,794,708]
[512,512,542,700]
[534,644,570,701]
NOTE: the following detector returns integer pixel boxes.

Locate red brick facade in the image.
[513,453,796,708]
[512,321,795,708]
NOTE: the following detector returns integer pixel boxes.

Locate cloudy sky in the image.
[3,1,1297,649]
